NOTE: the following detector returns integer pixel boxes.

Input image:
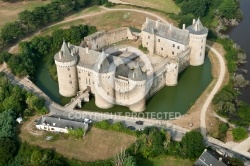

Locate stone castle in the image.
[54,18,208,112]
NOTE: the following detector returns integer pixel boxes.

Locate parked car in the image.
[84,118,92,123]
[138,128,144,131]
[127,126,136,130]
[135,121,144,125]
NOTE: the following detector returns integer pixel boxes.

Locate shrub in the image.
[232,127,248,141]
[68,128,85,139]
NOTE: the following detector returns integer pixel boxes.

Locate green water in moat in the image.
[35,56,212,117]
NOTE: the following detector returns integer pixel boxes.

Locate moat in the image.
[35,55,212,117]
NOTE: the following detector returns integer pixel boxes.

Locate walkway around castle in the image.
[3,2,250,162]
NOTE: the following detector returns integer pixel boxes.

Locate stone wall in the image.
[165,59,179,86]
[189,33,207,66]
[77,66,96,94]
[141,30,188,57]
[128,79,146,112]
[94,71,115,109]
[55,60,78,97]
[84,27,135,50]
[115,76,130,105]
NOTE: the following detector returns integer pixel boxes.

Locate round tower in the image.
[54,41,78,97]
[165,59,179,86]
[187,18,208,66]
[128,62,147,112]
[93,52,115,109]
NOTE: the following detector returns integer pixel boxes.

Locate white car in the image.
[84,118,92,123]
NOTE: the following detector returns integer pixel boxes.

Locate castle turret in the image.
[165,59,179,86]
[93,52,115,109]
[128,62,147,112]
[54,41,78,97]
[187,18,208,66]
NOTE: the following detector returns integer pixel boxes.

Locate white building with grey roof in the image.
[54,18,208,112]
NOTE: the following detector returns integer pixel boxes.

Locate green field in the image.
[0,0,51,29]
[122,0,180,14]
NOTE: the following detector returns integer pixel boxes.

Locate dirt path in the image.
[200,45,226,138]
[8,6,170,54]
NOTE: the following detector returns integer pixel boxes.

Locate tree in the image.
[232,127,248,141]
[0,138,17,165]
[218,0,238,19]
[180,130,205,159]
[0,110,16,138]
[181,0,209,17]
[0,21,25,44]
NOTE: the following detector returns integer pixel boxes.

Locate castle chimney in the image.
[59,117,60,121]
[59,51,62,59]
[71,52,74,56]
[146,17,149,24]
[219,157,222,161]
[68,42,70,48]
[156,20,159,29]
[193,19,196,25]
[182,24,186,30]
[86,47,89,53]
[195,23,198,31]
[170,23,173,31]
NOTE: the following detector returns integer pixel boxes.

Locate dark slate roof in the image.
[143,19,189,45]
[36,116,87,130]
[128,62,146,81]
[186,18,208,35]
[93,51,114,73]
[116,64,130,78]
[54,41,78,62]
[195,150,227,166]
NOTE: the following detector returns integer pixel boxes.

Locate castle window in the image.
[172,51,174,55]
[173,44,175,47]
[201,46,203,49]
[161,47,163,51]
[177,46,180,49]
[68,68,70,71]
[79,77,81,80]
[69,74,71,77]
[148,36,150,39]
[158,39,160,42]
[146,42,148,45]
[69,81,72,84]
[88,73,90,76]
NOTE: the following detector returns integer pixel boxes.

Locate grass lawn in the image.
[122,0,180,14]
[40,10,157,36]
[0,0,51,29]
[137,157,194,166]
[19,116,136,161]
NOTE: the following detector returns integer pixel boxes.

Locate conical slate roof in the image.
[186,18,208,35]
[94,51,111,73]
[54,41,77,62]
[129,62,146,81]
